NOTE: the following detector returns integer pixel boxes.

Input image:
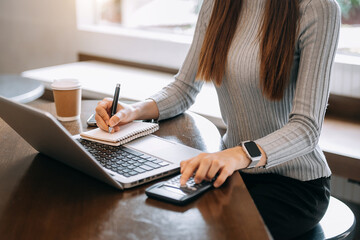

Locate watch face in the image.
[244,141,261,158]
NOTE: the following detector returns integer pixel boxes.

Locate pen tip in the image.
[108,127,113,133]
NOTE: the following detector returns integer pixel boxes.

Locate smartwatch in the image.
[241,141,262,168]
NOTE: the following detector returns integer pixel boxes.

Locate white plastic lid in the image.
[51,79,81,90]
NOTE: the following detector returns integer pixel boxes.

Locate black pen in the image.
[109,83,121,133]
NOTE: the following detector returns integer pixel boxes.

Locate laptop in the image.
[0,96,202,190]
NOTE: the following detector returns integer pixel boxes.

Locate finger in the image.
[180,158,200,185]
[109,115,121,127]
[103,97,113,102]
[194,157,212,184]
[96,100,111,114]
[95,113,109,132]
[98,98,113,110]
[96,102,111,125]
[180,160,190,174]
[206,160,222,180]
[102,98,115,115]
[213,167,232,188]
[108,126,115,133]
[204,176,212,182]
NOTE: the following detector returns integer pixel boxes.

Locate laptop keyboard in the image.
[77,138,170,178]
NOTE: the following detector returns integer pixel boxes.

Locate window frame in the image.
[76,0,195,70]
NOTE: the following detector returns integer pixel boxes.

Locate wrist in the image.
[131,102,142,120]
[132,99,159,120]
[257,144,267,167]
[233,146,252,169]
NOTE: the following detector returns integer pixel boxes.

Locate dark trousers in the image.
[239,172,330,240]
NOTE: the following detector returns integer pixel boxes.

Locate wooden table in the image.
[0,100,270,240]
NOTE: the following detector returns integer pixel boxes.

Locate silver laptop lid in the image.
[0,96,122,189]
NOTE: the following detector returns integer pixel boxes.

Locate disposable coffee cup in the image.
[51,79,82,121]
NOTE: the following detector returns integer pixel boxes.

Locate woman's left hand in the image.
[179,147,251,188]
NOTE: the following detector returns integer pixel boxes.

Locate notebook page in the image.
[80,121,159,145]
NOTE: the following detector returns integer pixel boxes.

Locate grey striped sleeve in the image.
[149,0,214,120]
[256,0,341,168]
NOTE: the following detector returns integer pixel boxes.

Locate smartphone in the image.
[86,113,97,127]
[145,174,213,205]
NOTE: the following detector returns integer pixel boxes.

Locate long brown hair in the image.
[196,0,300,100]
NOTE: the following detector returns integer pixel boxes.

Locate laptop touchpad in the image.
[125,135,202,164]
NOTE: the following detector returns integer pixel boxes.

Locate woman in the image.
[96,0,340,239]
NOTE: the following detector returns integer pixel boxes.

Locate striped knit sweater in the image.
[150,0,341,181]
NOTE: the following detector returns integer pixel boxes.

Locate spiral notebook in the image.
[80,121,159,146]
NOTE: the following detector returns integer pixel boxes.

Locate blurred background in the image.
[1,0,359,74]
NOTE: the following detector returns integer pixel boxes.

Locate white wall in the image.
[0,0,77,74]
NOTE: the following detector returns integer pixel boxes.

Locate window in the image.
[77,0,360,66]
[337,0,360,56]
[76,0,360,99]
[95,0,203,35]
[76,0,202,69]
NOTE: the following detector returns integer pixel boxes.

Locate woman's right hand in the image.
[95,98,139,133]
